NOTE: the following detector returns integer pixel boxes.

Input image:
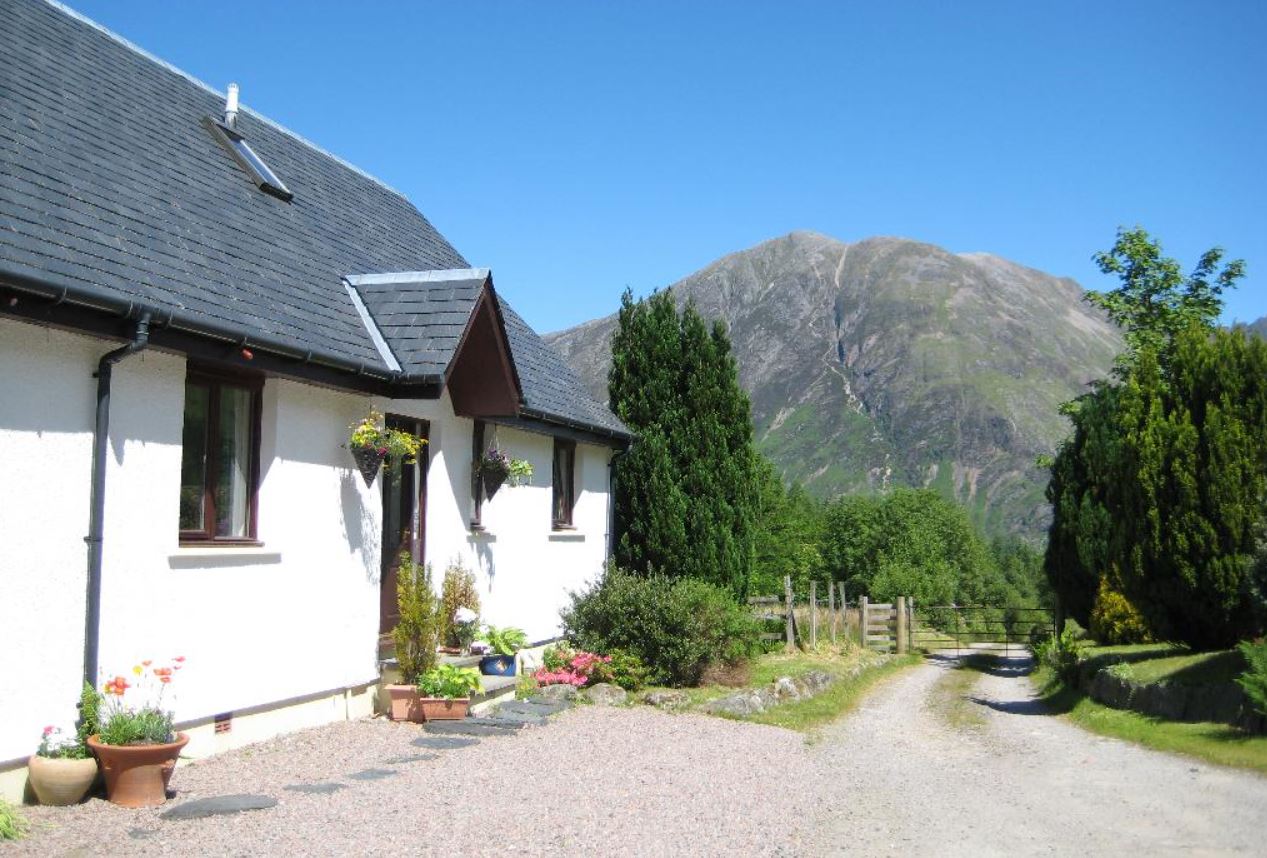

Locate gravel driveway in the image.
[13,657,1267,856]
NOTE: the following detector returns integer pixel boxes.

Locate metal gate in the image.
[910,605,1055,656]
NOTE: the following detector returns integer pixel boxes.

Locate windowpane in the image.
[553,441,575,526]
[178,383,210,531]
[214,385,252,538]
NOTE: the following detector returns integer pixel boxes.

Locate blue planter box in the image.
[479,655,517,676]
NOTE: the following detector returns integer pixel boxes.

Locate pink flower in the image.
[42,726,53,736]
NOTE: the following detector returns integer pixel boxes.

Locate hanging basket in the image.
[481,464,509,499]
[351,445,388,487]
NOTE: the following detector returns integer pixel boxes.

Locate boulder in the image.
[535,684,579,702]
[703,689,769,717]
[642,690,690,710]
[772,677,802,701]
[582,683,628,706]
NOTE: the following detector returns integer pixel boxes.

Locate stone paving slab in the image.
[485,709,548,726]
[384,753,439,764]
[422,720,521,737]
[411,735,479,750]
[160,794,278,821]
[283,782,347,795]
[503,698,571,716]
[347,768,397,781]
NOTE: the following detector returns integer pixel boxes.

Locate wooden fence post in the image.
[859,595,869,649]
[810,581,818,647]
[908,598,916,652]
[896,596,908,655]
[828,580,837,643]
[784,575,795,652]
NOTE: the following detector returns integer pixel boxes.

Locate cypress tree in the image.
[608,289,760,598]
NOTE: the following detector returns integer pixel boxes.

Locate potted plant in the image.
[386,553,440,723]
[27,727,96,806]
[416,664,482,720]
[478,447,533,498]
[347,410,425,487]
[479,625,528,676]
[440,561,481,653]
[87,658,188,808]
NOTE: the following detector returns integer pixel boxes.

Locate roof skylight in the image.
[203,117,293,202]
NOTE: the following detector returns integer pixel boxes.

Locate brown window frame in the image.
[178,367,264,545]
[552,438,577,530]
[470,419,486,530]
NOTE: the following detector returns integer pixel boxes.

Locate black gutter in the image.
[518,406,633,444]
[83,311,152,688]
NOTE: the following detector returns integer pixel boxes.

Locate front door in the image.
[379,415,429,635]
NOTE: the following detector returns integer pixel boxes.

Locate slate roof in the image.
[0,0,628,440]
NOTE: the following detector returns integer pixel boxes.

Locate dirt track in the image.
[809,654,1267,856]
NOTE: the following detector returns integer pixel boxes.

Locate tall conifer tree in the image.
[608,289,759,597]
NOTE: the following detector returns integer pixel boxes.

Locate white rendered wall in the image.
[384,395,615,643]
[0,318,98,766]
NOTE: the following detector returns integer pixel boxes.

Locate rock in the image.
[703,689,768,717]
[801,671,835,694]
[160,794,277,821]
[535,684,579,702]
[582,683,628,706]
[772,677,802,701]
[642,690,690,710]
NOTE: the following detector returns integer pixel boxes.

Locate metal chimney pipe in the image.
[225,82,240,128]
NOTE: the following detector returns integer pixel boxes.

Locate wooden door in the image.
[379,415,429,635]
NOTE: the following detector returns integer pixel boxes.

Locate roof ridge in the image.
[42,0,410,200]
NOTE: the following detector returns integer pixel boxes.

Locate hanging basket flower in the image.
[479,448,532,500]
[347,410,425,488]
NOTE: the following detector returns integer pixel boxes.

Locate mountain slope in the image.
[546,232,1122,536]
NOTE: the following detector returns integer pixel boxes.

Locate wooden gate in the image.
[859,596,910,654]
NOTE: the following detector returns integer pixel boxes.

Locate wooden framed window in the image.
[178,367,263,543]
[470,420,486,529]
[552,439,576,529]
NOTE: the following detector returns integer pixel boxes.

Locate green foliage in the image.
[590,649,652,692]
[98,706,174,746]
[1046,228,1265,649]
[1089,577,1153,645]
[609,289,760,597]
[416,664,482,699]
[0,799,29,841]
[820,488,1014,606]
[561,567,762,687]
[751,456,825,596]
[482,624,528,656]
[1089,226,1245,370]
[1238,640,1267,717]
[1034,628,1083,686]
[394,554,440,683]
[76,681,103,753]
[440,560,481,649]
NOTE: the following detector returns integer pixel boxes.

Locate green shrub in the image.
[591,649,652,691]
[440,560,481,648]
[1237,639,1267,717]
[1035,628,1082,686]
[77,681,103,749]
[561,568,761,687]
[394,554,440,683]
[416,664,482,699]
[1089,577,1153,645]
[0,799,28,841]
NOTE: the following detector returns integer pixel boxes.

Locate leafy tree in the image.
[751,456,824,597]
[609,289,760,597]
[1046,228,1266,648]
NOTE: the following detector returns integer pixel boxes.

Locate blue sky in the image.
[70,1,1266,332]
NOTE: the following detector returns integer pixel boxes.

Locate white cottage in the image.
[0,0,630,801]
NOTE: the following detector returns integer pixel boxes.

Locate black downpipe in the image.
[83,312,152,687]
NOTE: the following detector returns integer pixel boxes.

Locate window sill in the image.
[169,544,282,568]
[468,528,496,542]
[548,530,585,542]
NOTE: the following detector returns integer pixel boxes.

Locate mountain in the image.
[545,232,1123,537]
[1243,316,1267,340]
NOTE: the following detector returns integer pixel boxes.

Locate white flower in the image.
[454,607,478,624]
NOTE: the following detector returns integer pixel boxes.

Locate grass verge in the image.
[0,798,29,841]
[1031,665,1267,774]
[746,651,922,733]
[928,656,991,729]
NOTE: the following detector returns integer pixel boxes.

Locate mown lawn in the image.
[1031,665,1267,774]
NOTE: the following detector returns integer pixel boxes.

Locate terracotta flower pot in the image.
[351,445,388,487]
[419,697,470,721]
[27,754,98,806]
[87,733,189,808]
[386,685,425,722]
